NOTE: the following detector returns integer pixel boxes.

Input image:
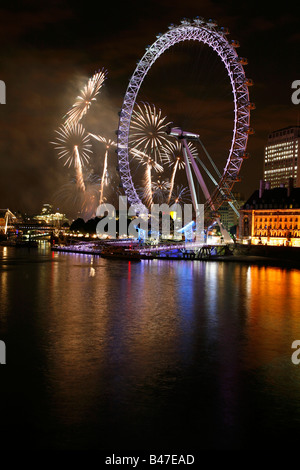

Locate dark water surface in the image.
[1,243,300,450]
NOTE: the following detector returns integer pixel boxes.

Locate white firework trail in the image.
[64,69,107,126]
[89,133,117,205]
[51,123,92,192]
[132,149,163,208]
[163,141,198,203]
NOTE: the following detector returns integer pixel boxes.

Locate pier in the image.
[51,240,234,261]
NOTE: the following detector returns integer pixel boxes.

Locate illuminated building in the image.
[40,204,53,215]
[239,181,300,246]
[263,126,300,188]
[33,204,69,226]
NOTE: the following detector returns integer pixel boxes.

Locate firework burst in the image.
[64,69,107,126]
[133,149,163,207]
[51,123,92,192]
[129,102,173,163]
[89,134,117,205]
[170,184,192,207]
[162,141,198,203]
[152,178,170,204]
[129,102,172,208]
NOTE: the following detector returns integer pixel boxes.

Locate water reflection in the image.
[41,258,300,439]
[242,266,300,370]
[0,268,8,326]
[2,247,300,449]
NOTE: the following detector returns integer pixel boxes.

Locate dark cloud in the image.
[0,0,299,214]
[0,5,73,39]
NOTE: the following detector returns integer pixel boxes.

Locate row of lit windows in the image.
[255,229,299,233]
[264,166,296,174]
[255,224,298,229]
[264,171,297,176]
[263,176,297,182]
[268,173,297,181]
[270,173,297,179]
[266,153,297,159]
[254,232,300,239]
[265,157,296,163]
[255,224,298,228]
[265,155,297,164]
[265,174,297,178]
[267,145,298,151]
[256,217,298,222]
[256,226,300,231]
[265,152,297,161]
[266,149,295,155]
[266,143,295,150]
[265,160,296,166]
[266,140,298,149]
[265,150,297,156]
[265,142,298,155]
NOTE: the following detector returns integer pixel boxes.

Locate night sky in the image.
[0,0,299,216]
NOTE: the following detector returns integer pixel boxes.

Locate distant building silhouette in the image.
[218,192,245,232]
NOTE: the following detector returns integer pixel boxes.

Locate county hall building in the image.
[239,180,300,247]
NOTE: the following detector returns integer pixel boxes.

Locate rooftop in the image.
[242,186,300,210]
[268,126,300,139]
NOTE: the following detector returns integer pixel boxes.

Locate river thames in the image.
[1,243,300,450]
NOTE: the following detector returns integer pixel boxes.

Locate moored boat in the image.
[0,239,38,248]
[100,246,141,261]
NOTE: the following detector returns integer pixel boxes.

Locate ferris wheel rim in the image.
[117,18,252,211]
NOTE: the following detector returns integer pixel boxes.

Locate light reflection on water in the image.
[1,245,300,450]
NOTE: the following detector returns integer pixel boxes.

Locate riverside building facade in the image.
[239,181,300,247]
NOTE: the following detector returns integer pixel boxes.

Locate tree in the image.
[70,218,86,233]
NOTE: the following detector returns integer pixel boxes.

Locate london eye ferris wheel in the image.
[116,17,254,225]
